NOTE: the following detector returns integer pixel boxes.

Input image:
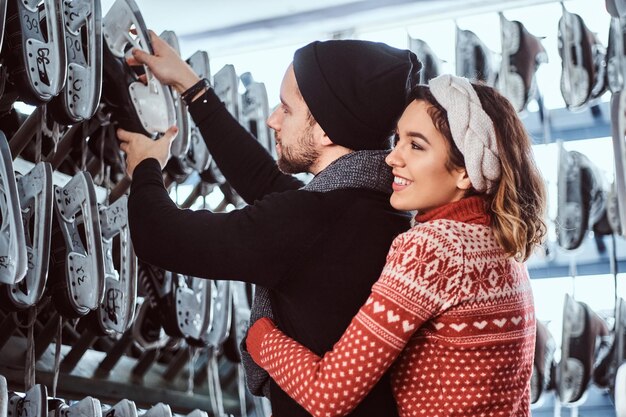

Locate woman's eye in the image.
[411,141,424,151]
[393,133,400,147]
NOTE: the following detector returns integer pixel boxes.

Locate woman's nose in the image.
[385,147,404,168]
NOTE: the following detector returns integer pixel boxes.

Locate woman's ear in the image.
[456,169,472,191]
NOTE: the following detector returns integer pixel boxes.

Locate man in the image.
[119,33,420,417]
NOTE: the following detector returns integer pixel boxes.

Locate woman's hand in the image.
[246,317,278,365]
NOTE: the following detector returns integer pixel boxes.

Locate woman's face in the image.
[386,99,470,213]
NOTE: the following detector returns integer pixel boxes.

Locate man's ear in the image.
[314,123,333,146]
[456,169,472,191]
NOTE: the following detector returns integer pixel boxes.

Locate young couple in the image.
[119,34,545,417]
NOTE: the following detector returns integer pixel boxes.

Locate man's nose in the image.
[267,106,281,131]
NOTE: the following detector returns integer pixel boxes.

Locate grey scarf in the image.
[241,150,393,398]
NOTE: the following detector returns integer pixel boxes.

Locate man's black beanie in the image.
[293,39,422,151]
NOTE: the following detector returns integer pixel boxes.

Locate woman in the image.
[246,73,547,417]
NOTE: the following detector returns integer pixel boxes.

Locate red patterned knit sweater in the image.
[247,196,536,417]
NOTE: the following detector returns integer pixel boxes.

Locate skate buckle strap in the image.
[49,0,103,124]
[455,27,495,86]
[6,162,53,309]
[558,6,607,110]
[408,37,442,84]
[102,0,175,134]
[8,385,47,417]
[202,280,232,349]
[96,195,137,335]
[240,72,275,158]
[53,171,105,316]
[103,400,137,417]
[0,132,28,284]
[498,13,548,112]
[10,0,66,103]
[172,276,213,344]
[185,51,212,173]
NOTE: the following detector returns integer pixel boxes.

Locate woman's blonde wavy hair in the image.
[411,83,547,262]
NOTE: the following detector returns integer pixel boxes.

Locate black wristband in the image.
[181,78,211,105]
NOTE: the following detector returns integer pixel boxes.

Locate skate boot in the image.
[530,320,556,406]
[408,37,441,84]
[498,13,548,112]
[48,171,105,318]
[2,0,66,104]
[455,27,495,85]
[240,72,274,158]
[7,385,47,417]
[184,50,212,173]
[558,5,608,110]
[100,0,175,136]
[102,400,137,417]
[0,131,27,284]
[48,0,103,124]
[559,294,610,404]
[3,162,53,309]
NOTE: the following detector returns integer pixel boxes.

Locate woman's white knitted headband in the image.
[428,74,501,194]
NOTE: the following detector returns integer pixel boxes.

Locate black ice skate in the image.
[556,143,608,250]
[558,5,608,110]
[139,403,170,417]
[49,396,102,417]
[2,0,66,105]
[530,320,556,406]
[100,0,175,136]
[184,51,212,173]
[7,385,47,417]
[455,27,496,86]
[102,399,137,417]
[48,171,105,318]
[498,13,548,112]
[48,0,103,125]
[89,195,137,335]
[3,162,53,310]
[0,375,7,417]
[559,294,610,404]
[240,72,275,159]
[0,131,27,285]
[408,37,442,84]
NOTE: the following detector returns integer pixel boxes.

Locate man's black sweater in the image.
[128,89,410,416]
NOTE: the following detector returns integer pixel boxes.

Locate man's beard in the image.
[277,125,320,174]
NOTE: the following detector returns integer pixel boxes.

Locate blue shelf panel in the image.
[527,234,626,279]
[523,101,612,144]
